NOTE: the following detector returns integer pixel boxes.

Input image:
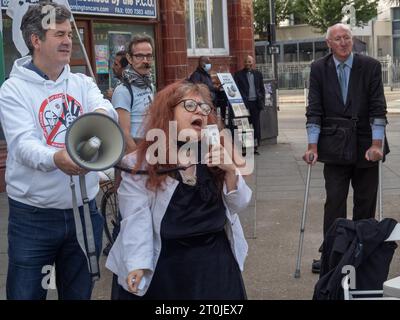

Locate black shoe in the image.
[312,259,321,274]
[254,150,260,155]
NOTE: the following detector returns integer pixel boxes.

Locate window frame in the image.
[186,0,229,56]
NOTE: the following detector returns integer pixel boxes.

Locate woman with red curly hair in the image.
[106,80,252,300]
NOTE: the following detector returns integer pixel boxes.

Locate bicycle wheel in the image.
[100,189,119,244]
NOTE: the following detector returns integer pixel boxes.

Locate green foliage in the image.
[253,0,293,35]
[295,0,379,34]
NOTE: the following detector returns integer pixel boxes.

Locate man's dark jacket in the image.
[313,218,398,300]
[189,67,215,103]
[234,68,265,110]
[306,53,389,167]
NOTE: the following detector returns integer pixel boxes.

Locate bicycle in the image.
[98,169,119,252]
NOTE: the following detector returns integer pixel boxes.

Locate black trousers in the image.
[246,100,261,147]
[323,164,379,236]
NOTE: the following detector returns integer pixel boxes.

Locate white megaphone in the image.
[66,112,125,171]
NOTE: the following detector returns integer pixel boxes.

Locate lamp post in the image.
[269,0,278,82]
[259,0,279,144]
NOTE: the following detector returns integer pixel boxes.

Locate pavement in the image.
[2,90,400,300]
[279,87,400,114]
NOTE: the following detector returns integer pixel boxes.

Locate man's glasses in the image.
[131,53,154,61]
[177,99,212,116]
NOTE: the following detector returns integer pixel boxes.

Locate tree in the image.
[386,0,400,6]
[253,0,293,36]
[295,0,379,34]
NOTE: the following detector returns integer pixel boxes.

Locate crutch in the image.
[377,133,385,221]
[294,153,314,278]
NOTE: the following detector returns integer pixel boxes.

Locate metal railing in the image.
[379,56,400,89]
[257,56,400,90]
[257,62,311,89]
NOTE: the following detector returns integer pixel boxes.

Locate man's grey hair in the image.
[21,2,71,55]
[127,34,154,55]
[326,23,352,39]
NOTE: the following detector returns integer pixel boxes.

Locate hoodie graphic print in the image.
[39,93,83,148]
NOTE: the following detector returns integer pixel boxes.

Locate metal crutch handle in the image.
[294,153,314,278]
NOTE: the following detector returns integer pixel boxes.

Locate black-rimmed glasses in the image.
[131,53,154,61]
[177,99,212,116]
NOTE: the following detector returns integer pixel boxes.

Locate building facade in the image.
[0,0,256,191]
[255,0,400,64]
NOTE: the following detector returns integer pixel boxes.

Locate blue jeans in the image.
[6,197,104,300]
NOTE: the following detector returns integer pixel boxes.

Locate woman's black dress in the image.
[116,164,246,300]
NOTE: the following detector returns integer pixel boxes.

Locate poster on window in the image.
[95,45,109,74]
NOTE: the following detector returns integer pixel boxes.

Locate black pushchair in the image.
[293,151,400,300]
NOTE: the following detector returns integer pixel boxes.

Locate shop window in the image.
[394,21,400,36]
[393,7,400,21]
[283,43,298,62]
[93,23,155,94]
[314,41,329,60]
[393,37,400,61]
[377,36,391,57]
[254,42,272,64]
[185,0,229,56]
[299,42,313,62]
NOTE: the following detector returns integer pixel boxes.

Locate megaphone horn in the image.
[66,112,125,171]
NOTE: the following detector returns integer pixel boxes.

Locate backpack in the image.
[313,218,397,300]
[121,79,154,110]
[122,79,134,110]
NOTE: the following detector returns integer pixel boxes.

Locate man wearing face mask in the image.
[189,56,216,104]
[234,55,265,155]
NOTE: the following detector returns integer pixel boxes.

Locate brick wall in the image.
[227,0,255,71]
[160,0,255,84]
[160,0,188,86]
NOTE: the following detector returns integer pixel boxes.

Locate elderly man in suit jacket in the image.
[234,55,265,154]
[303,23,388,274]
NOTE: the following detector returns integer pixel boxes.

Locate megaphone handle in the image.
[70,176,100,281]
[70,177,92,273]
[79,175,100,280]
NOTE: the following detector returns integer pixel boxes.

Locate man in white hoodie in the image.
[0,3,117,299]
